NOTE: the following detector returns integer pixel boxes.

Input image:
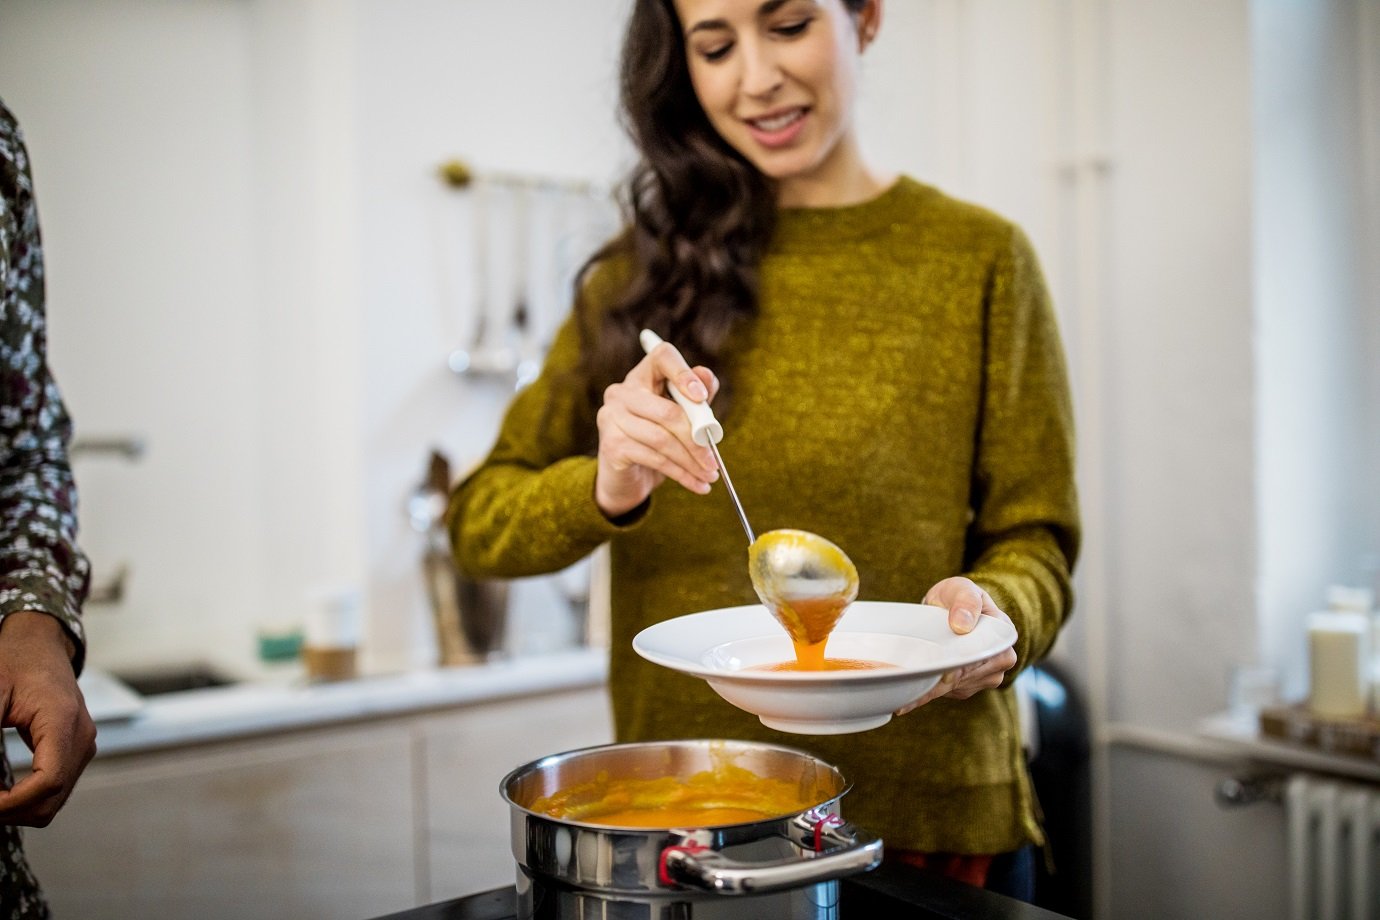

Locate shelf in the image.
[1196,710,1380,782]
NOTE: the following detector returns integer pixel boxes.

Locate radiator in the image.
[1286,774,1380,920]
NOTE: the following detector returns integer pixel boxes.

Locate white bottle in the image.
[1328,585,1376,715]
[1308,587,1372,719]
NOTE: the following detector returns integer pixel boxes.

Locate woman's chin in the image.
[745,152,823,185]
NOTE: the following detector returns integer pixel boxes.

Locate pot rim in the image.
[500,738,854,832]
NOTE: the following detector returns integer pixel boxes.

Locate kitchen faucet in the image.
[71,434,145,606]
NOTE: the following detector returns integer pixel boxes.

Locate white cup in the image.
[1228,664,1280,718]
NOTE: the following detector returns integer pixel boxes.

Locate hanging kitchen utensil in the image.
[524,182,562,359]
[508,182,542,389]
[450,176,521,379]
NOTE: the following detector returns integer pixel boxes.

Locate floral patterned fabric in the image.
[1,760,48,920]
[0,98,91,920]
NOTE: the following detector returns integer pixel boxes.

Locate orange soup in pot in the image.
[529,762,820,828]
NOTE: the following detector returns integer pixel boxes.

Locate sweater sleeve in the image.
[964,224,1081,674]
[447,307,644,579]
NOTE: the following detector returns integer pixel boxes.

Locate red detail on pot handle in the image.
[658,840,710,886]
[812,813,844,851]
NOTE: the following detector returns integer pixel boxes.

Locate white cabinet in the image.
[18,685,612,919]
[22,721,418,920]
[1108,742,1288,920]
[420,687,613,901]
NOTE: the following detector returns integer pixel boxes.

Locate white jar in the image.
[1307,610,1370,719]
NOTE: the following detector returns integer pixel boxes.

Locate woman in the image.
[449,0,1078,900]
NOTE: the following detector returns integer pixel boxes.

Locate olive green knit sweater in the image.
[448,177,1080,854]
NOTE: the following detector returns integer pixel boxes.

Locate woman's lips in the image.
[744,107,808,148]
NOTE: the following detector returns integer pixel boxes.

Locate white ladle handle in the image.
[639,329,722,447]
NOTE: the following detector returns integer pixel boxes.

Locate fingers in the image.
[946,584,985,634]
[598,384,718,484]
[0,766,70,827]
[892,646,1019,717]
[0,705,96,828]
[894,580,1020,716]
[923,577,998,635]
[642,340,709,405]
[692,366,720,403]
[634,347,719,472]
[600,419,714,495]
[894,669,957,716]
[0,613,98,826]
[943,647,1018,700]
[595,349,723,515]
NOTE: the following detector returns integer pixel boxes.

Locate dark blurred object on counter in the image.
[411,450,508,665]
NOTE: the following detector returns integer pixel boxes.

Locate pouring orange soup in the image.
[747,594,891,672]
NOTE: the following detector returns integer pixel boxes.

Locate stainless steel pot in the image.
[501,739,883,920]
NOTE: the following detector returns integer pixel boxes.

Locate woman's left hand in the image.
[894,577,1018,716]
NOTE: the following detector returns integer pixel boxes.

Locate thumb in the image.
[949,605,977,634]
[947,587,983,635]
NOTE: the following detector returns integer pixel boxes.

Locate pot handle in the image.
[659,820,883,896]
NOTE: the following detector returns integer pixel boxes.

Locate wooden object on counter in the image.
[1259,702,1380,763]
[303,585,362,680]
[302,645,358,682]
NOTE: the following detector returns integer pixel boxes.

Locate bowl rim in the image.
[632,600,1017,684]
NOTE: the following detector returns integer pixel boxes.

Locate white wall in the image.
[348,0,631,668]
[1255,0,1380,700]
[0,0,630,674]
[1102,0,1260,731]
[0,1,270,672]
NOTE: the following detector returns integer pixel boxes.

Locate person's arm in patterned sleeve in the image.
[0,99,97,830]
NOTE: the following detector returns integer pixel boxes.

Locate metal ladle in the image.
[638,331,859,643]
[747,529,858,647]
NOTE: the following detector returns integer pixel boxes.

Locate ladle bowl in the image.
[748,529,860,647]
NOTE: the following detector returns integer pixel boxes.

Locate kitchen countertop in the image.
[369,863,1076,920]
[3,647,609,769]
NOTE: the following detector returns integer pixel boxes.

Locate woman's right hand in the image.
[594,342,720,519]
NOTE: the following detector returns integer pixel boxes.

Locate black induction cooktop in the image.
[370,863,1077,920]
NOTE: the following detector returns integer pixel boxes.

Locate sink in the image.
[110,663,239,697]
[77,669,146,722]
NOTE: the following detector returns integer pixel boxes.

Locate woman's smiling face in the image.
[672,0,878,204]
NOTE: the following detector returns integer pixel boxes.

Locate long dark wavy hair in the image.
[564,0,866,440]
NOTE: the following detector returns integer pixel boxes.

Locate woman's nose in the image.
[740,44,784,99]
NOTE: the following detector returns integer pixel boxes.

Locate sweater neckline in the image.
[771,175,927,251]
